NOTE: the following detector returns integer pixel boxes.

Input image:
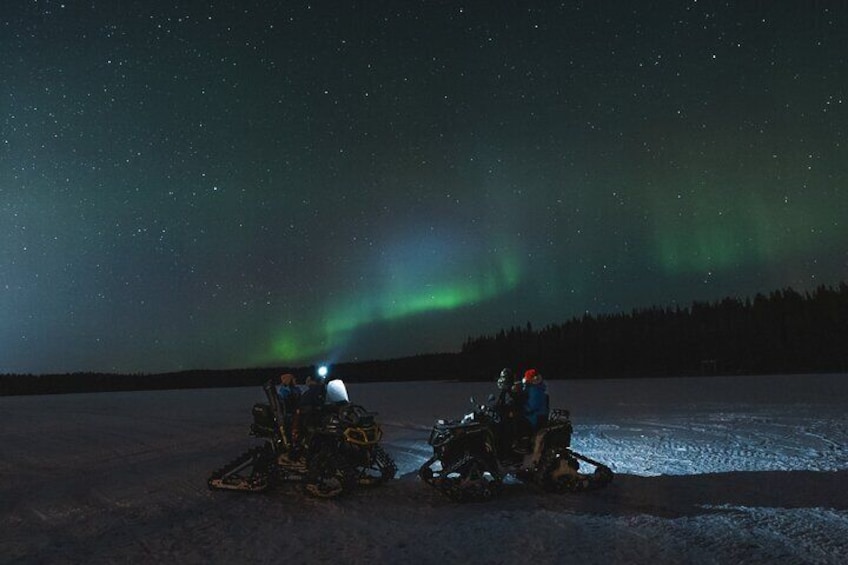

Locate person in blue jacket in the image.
[276,373,301,414]
[522,368,549,431]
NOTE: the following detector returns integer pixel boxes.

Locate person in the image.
[276,373,301,415]
[274,373,300,449]
[522,368,550,431]
[493,368,526,456]
[291,371,327,454]
[495,368,521,407]
[298,372,326,410]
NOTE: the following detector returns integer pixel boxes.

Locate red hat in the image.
[523,369,538,383]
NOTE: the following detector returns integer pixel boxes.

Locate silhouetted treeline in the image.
[0,353,477,397]
[3,282,846,396]
[462,283,848,378]
[0,368,284,397]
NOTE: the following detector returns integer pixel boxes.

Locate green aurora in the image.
[259,248,523,364]
[651,188,843,275]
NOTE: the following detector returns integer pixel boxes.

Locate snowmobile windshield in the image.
[325,379,350,404]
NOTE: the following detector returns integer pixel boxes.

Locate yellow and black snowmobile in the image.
[209,376,396,498]
[419,398,612,502]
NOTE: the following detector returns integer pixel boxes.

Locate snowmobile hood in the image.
[326,379,350,404]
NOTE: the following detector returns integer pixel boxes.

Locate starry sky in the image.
[2,1,846,375]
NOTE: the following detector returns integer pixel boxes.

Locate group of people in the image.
[492,367,550,454]
[274,365,550,457]
[275,372,325,412]
[274,372,327,453]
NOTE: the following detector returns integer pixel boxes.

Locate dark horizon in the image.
[3,280,845,396]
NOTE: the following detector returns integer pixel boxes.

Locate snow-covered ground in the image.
[2,374,847,564]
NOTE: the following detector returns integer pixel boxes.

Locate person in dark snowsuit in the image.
[276,373,301,445]
[493,368,530,456]
[291,372,326,456]
[298,373,326,410]
[494,368,523,408]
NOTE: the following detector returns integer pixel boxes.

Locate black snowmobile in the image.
[419,397,613,502]
[208,378,396,498]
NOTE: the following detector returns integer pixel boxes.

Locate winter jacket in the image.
[298,383,326,410]
[276,384,301,414]
[524,381,549,429]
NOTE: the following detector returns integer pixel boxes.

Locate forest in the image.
[2,282,846,396]
[461,282,848,378]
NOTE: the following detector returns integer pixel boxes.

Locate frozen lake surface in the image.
[2,374,847,564]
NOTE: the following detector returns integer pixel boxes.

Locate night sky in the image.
[2,2,846,375]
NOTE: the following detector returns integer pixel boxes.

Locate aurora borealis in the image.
[2,2,846,374]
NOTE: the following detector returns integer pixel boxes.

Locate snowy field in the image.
[2,374,847,564]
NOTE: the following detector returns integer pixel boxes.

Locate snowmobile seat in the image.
[250,403,275,437]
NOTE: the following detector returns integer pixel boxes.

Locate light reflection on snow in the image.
[361,377,848,480]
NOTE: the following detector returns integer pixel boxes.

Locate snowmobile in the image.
[208,378,396,498]
[419,397,613,502]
